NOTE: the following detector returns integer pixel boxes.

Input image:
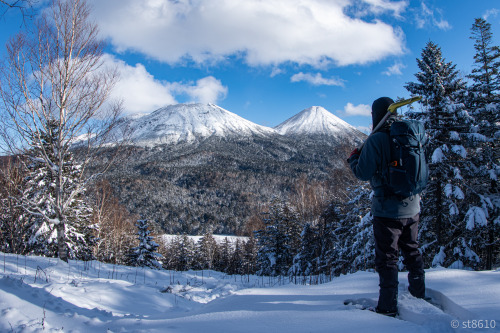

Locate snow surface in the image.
[119,103,276,146]
[161,234,248,246]
[275,106,362,139]
[1,253,498,332]
[116,103,364,146]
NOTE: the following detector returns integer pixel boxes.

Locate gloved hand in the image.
[347,148,360,162]
[349,148,360,158]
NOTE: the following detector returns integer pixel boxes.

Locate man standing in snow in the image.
[347,97,426,317]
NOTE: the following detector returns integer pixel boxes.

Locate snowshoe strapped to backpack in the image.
[385,119,429,198]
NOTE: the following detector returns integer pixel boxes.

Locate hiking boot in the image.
[375,307,398,318]
[408,274,425,299]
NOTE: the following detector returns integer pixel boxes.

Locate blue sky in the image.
[1,0,499,133]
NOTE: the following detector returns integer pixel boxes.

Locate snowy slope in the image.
[0,253,498,333]
[121,103,276,145]
[275,106,364,141]
[114,103,364,146]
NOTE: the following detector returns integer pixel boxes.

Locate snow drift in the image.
[0,253,498,332]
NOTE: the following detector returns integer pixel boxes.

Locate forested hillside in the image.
[95,133,358,235]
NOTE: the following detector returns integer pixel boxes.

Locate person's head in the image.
[372,97,394,128]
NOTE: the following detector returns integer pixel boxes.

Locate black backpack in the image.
[385,119,429,198]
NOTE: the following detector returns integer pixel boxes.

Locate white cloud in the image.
[483,9,499,21]
[291,72,345,86]
[89,0,406,68]
[345,0,408,19]
[339,102,371,116]
[270,67,284,78]
[103,54,177,114]
[363,0,408,16]
[356,125,372,135]
[103,55,227,114]
[382,61,406,76]
[415,2,451,30]
[171,76,228,105]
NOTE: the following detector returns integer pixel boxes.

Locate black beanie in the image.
[372,97,394,128]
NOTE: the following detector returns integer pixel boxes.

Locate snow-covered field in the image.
[160,234,248,246]
[0,252,498,332]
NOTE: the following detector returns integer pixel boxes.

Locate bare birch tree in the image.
[91,180,137,265]
[0,0,122,262]
[0,0,37,18]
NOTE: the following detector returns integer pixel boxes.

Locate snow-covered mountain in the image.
[121,103,276,145]
[275,106,363,141]
[117,103,365,146]
[99,103,366,234]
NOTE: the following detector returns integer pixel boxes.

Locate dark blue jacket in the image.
[348,130,420,218]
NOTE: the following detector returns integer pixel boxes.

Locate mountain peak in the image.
[121,103,275,145]
[274,106,363,140]
[115,103,364,147]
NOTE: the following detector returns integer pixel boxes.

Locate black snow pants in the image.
[373,214,425,314]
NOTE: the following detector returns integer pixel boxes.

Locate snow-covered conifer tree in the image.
[350,212,376,271]
[195,232,219,270]
[229,239,245,275]
[329,186,372,274]
[405,41,489,269]
[466,18,500,269]
[168,235,196,271]
[215,237,232,273]
[315,201,343,276]
[468,18,500,109]
[256,198,302,276]
[22,120,96,260]
[243,235,258,275]
[128,219,162,269]
[289,223,319,279]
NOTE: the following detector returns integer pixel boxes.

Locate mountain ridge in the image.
[118,103,365,147]
[118,103,276,146]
